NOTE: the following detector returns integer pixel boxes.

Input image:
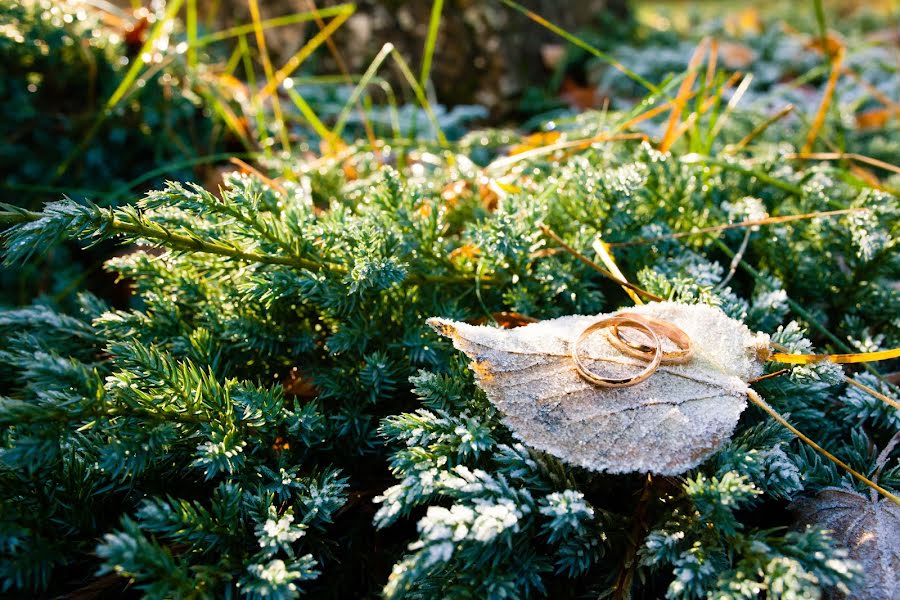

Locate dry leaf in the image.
[718,41,757,69]
[428,302,770,475]
[855,107,897,130]
[793,488,899,599]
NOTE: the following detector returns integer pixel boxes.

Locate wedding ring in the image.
[609,313,694,365]
[572,315,662,388]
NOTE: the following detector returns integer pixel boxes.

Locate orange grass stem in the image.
[747,390,899,506]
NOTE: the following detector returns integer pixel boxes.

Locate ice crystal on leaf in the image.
[429,302,770,474]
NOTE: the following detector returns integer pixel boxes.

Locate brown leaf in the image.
[718,41,757,69]
[855,107,897,130]
[282,367,319,399]
[793,488,899,599]
[429,302,769,474]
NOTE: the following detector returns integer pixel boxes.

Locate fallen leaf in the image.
[793,488,899,599]
[428,302,769,474]
[559,76,599,111]
[718,41,757,69]
[855,107,897,130]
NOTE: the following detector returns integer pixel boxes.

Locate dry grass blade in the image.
[303,0,376,147]
[256,10,353,102]
[538,224,663,302]
[787,152,900,176]
[607,208,862,248]
[591,239,644,305]
[498,0,661,94]
[486,133,647,174]
[195,6,352,46]
[228,157,287,195]
[747,390,899,506]
[247,0,291,153]
[727,104,795,152]
[659,37,710,152]
[770,348,900,365]
[801,44,845,155]
[844,376,900,412]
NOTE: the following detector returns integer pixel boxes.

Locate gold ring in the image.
[609,313,694,365]
[572,315,662,388]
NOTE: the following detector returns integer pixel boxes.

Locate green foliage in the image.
[0,0,216,204]
[2,119,897,596]
[1,2,898,597]
[0,0,224,307]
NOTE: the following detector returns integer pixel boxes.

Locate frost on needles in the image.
[1,139,897,598]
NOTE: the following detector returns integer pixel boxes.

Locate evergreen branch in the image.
[714,238,900,396]
[1,203,493,286]
[0,203,331,272]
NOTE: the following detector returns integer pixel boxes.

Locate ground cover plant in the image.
[1,0,898,598]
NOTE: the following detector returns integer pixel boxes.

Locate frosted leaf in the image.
[792,488,899,599]
[428,302,770,475]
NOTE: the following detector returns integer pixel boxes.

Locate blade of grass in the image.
[671,71,743,150]
[388,47,449,149]
[238,34,272,161]
[801,45,845,155]
[607,208,862,247]
[812,0,831,58]
[538,224,663,302]
[591,239,643,305]
[186,0,198,68]
[498,0,661,95]
[333,43,394,138]
[303,0,376,147]
[726,104,795,152]
[256,9,353,101]
[53,0,186,180]
[195,81,254,150]
[658,37,709,152]
[283,82,337,144]
[223,41,246,76]
[420,0,445,88]
[707,72,753,140]
[612,73,687,131]
[107,0,185,110]
[247,0,292,154]
[194,5,354,47]
[681,154,802,195]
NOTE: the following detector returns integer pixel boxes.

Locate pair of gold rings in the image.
[571,313,694,388]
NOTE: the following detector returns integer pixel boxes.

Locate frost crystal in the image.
[258,508,305,550]
[429,302,770,474]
